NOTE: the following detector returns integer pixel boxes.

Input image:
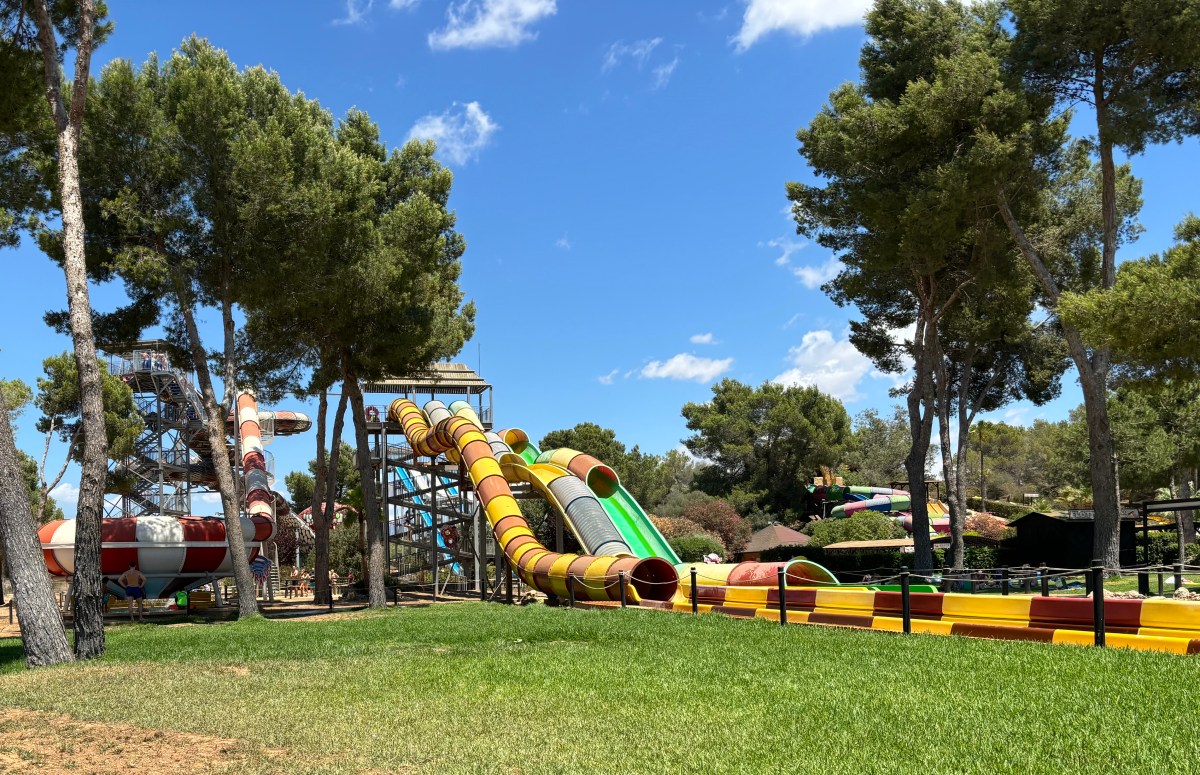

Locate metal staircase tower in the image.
[102,341,219,518]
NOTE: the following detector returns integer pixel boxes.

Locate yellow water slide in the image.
[388,399,677,603]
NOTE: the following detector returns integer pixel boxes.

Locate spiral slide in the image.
[388,399,678,603]
[39,392,307,599]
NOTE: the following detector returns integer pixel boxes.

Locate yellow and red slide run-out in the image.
[388,398,678,603]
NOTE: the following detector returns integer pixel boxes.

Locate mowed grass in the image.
[1,602,1198,774]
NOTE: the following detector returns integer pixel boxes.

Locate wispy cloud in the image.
[790,256,843,289]
[389,0,419,7]
[733,0,873,51]
[652,56,680,89]
[773,329,873,401]
[642,353,733,383]
[555,234,571,250]
[689,332,717,345]
[429,0,557,50]
[782,312,802,330]
[598,369,620,385]
[602,37,662,71]
[333,0,374,26]
[408,101,499,165]
[763,235,805,266]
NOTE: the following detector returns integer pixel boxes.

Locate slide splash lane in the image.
[388,399,677,603]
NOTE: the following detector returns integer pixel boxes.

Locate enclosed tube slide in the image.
[828,493,912,518]
[39,391,295,599]
[537,447,681,564]
[388,398,677,603]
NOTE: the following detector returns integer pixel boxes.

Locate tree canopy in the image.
[682,379,850,523]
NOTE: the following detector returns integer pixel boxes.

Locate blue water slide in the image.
[392,465,464,576]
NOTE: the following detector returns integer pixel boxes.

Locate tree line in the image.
[1,3,472,667]
[788,0,1200,571]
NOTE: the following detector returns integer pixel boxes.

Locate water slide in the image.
[535,447,682,564]
[39,392,310,599]
[388,398,678,603]
[391,463,464,575]
[487,429,634,558]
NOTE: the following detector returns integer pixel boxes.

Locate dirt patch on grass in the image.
[0,708,289,774]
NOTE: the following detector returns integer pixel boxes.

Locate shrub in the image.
[669,534,726,563]
[803,512,906,549]
[964,513,1009,540]
[651,516,707,540]
[679,499,752,555]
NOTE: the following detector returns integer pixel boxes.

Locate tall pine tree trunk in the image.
[998,191,1121,568]
[31,0,105,659]
[310,390,329,604]
[905,314,936,571]
[935,375,962,569]
[0,394,73,668]
[173,277,259,618]
[317,393,348,604]
[341,364,385,607]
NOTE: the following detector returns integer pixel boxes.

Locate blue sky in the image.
[5,0,1196,516]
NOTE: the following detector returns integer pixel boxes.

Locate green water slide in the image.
[536,446,681,564]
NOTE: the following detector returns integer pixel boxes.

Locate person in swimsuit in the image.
[117,562,147,622]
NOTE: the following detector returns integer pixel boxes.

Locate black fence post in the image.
[619,571,627,610]
[1157,571,1164,596]
[1175,563,1185,593]
[1085,568,1093,596]
[1001,567,1010,596]
[567,573,576,609]
[1138,570,1150,597]
[777,566,788,626]
[1091,561,1106,648]
[690,567,698,615]
[1039,564,1049,597]
[900,567,911,635]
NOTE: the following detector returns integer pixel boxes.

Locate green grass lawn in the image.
[1,602,1198,774]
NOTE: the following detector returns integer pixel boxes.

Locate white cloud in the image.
[782,312,802,330]
[407,101,499,165]
[555,234,571,250]
[773,329,873,401]
[790,256,843,289]
[333,0,373,25]
[429,0,557,50]
[733,0,873,51]
[652,56,680,89]
[389,0,419,7]
[51,481,79,514]
[642,353,733,383]
[196,492,223,506]
[763,235,805,266]
[598,369,619,385]
[603,37,662,71]
[689,332,716,345]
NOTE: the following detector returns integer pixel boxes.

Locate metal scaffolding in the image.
[362,364,520,600]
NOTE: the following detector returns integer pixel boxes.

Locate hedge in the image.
[965,497,1029,520]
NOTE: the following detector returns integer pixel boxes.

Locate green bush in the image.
[1137,532,1183,565]
[803,512,907,549]
[965,497,1029,520]
[670,533,726,563]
